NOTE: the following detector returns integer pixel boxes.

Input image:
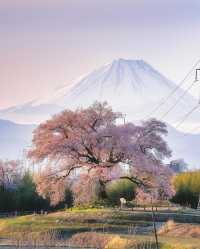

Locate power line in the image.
[174,68,200,131]
[175,105,200,129]
[147,59,200,118]
[185,124,200,135]
[159,80,197,120]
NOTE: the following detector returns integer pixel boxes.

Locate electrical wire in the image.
[183,112,200,135]
[175,105,200,129]
[184,125,200,135]
[147,59,200,118]
[159,80,197,120]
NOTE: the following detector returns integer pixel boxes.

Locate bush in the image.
[172,171,200,208]
[54,188,74,209]
[105,179,136,205]
[16,172,49,211]
[69,232,110,249]
[171,187,199,209]
[0,186,17,212]
[0,172,50,212]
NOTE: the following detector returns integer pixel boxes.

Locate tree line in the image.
[0,159,136,211]
[0,160,49,212]
[1,160,200,211]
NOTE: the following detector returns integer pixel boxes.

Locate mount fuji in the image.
[1,58,200,167]
[1,58,199,128]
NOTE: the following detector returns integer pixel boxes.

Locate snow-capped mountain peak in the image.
[0,58,198,128]
[37,59,174,109]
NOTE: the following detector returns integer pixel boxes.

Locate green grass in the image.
[0,208,128,236]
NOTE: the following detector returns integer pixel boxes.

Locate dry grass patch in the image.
[158,220,200,238]
[68,232,161,249]
[68,232,111,249]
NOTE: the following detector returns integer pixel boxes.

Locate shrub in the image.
[105,179,136,205]
[54,188,74,209]
[0,172,50,212]
[16,172,49,211]
[68,232,110,249]
[172,171,200,208]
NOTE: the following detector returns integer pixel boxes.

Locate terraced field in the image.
[0,208,200,249]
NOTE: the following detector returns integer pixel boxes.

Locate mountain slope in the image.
[0,119,35,159]
[0,58,199,129]
[166,125,200,168]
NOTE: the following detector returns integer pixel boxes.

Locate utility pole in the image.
[197,194,200,211]
[122,114,126,124]
[195,68,200,104]
[195,68,200,82]
[194,67,200,211]
[151,198,159,249]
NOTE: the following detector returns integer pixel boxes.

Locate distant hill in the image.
[166,124,200,169]
[0,119,35,159]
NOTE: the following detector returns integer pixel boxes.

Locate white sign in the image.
[120,197,127,204]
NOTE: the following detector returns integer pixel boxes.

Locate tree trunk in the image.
[98,179,107,199]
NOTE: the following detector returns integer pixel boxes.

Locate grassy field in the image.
[0,208,151,236]
[0,208,200,249]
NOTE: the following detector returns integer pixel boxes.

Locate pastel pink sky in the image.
[1,0,200,109]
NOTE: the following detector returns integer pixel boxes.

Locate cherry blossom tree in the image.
[28,102,173,205]
[72,173,99,206]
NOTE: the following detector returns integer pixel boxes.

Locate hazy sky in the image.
[1,0,200,109]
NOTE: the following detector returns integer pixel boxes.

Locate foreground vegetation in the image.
[0,208,200,248]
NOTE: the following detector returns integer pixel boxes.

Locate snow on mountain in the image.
[0,119,35,159]
[0,58,200,166]
[1,58,199,128]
